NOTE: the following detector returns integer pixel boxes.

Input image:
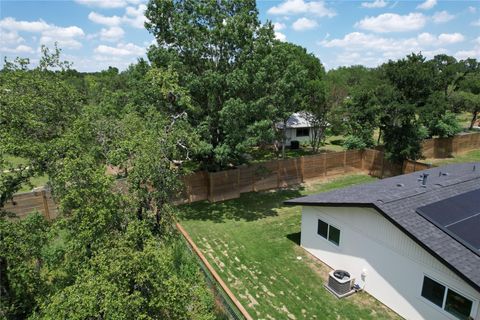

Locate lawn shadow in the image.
[286,232,301,245]
[177,187,304,223]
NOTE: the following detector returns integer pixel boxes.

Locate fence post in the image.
[41,190,50,220]
[380,152,385,179]
[360,149,365,171]
[343,150,347,173]
[252,165,257,192]
[300,156,305,183]
[277,160,281,188]
[207,172,213,202]
[323,153,327,177]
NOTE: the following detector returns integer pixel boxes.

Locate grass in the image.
[3,155,49,192]
[425,149,480,166]
[178,174,401,319]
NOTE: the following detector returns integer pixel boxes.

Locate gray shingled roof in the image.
[285,162,480,293]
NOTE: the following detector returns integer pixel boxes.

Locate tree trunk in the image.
[0,256,10,299]
[377,128,382,145]
[282,120,287,159]
[469,111,478,130]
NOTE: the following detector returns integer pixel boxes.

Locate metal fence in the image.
[176,223,253,320]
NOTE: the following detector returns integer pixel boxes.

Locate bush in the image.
[430,111,462,138]
[343,135,368,150]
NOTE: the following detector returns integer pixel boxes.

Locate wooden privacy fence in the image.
[177,150,366,204]
[2,189,58,220]
[422,132,480,158]
[5,131,480,215]
[2,149,436,216]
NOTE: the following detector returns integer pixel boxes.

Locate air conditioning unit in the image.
[325,270,355,298]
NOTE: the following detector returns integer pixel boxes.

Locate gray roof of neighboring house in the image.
[277,112,312,129]
[285,162,480,293]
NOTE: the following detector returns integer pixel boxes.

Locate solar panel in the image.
[417,189,480,256]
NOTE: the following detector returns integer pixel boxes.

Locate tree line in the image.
[1,0,479,318]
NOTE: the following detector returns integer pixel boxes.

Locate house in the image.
[277,112,314,147]
[285,163,480,320]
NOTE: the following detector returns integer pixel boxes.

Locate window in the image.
[445,289,473,320]
[421,277,446,308]
[296,128,310,137]
[328,225,341,246]
[421,276,474,320]
[317,219,340,246]
[317,220,328,239]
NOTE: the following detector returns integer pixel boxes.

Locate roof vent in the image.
[421,173,429,187]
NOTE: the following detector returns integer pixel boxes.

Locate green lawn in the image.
[3,155,49,192]
[425,149,480,166]
[178,174,400,320]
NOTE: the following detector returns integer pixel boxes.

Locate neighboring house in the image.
[277,112,313,147]
[286,163,480,320]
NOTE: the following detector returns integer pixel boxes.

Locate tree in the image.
[304,79,328,152]
[341,89,379,148]
[453,69,480,129]
[0,46,83,183]
[1,47,217,319]
[145,0,276,169]
[0,214,49,319]
[375,84,426,163]
[420,92,461,137]
[382,53,436,107]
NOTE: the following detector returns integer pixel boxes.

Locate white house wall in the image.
[284,128,312,146]
[301,206,480,320]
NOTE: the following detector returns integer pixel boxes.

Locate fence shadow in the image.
[177,187,304,223]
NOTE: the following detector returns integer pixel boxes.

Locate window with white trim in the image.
[317,219,340,246]
[421,276,474,320]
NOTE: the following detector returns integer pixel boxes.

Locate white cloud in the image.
[124,4,147,28]
[361,0,387,8]
[355,13,426,33]
[0,44,34,54]
[267,0,335,17]
[99,26,125,41]
[88,4,147,29]
[468,6,477,13]
[417,0,437,10]
[0,30,25,46]
[455,47,480,60]
[88,12,122,26]
[75,0,143,9]
[94,42,144,56]
[39,37,83,49]
[292,17,318,31]
[320,31,466,65]
[273,22,286,31]
[275,32,287,42]
[0,17,84,50]
[437,33,464,44]
[472,19,480,27]
[0,17,50,32]
[432,11,455,24]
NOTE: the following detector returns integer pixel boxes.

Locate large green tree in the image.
[145,0,277,169]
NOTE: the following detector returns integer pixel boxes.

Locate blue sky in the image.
[0,0,478,71]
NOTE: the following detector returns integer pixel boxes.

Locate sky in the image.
[0,0,479,71]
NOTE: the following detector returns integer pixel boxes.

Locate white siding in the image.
[283,128,312,146]
[301,206,480,320]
